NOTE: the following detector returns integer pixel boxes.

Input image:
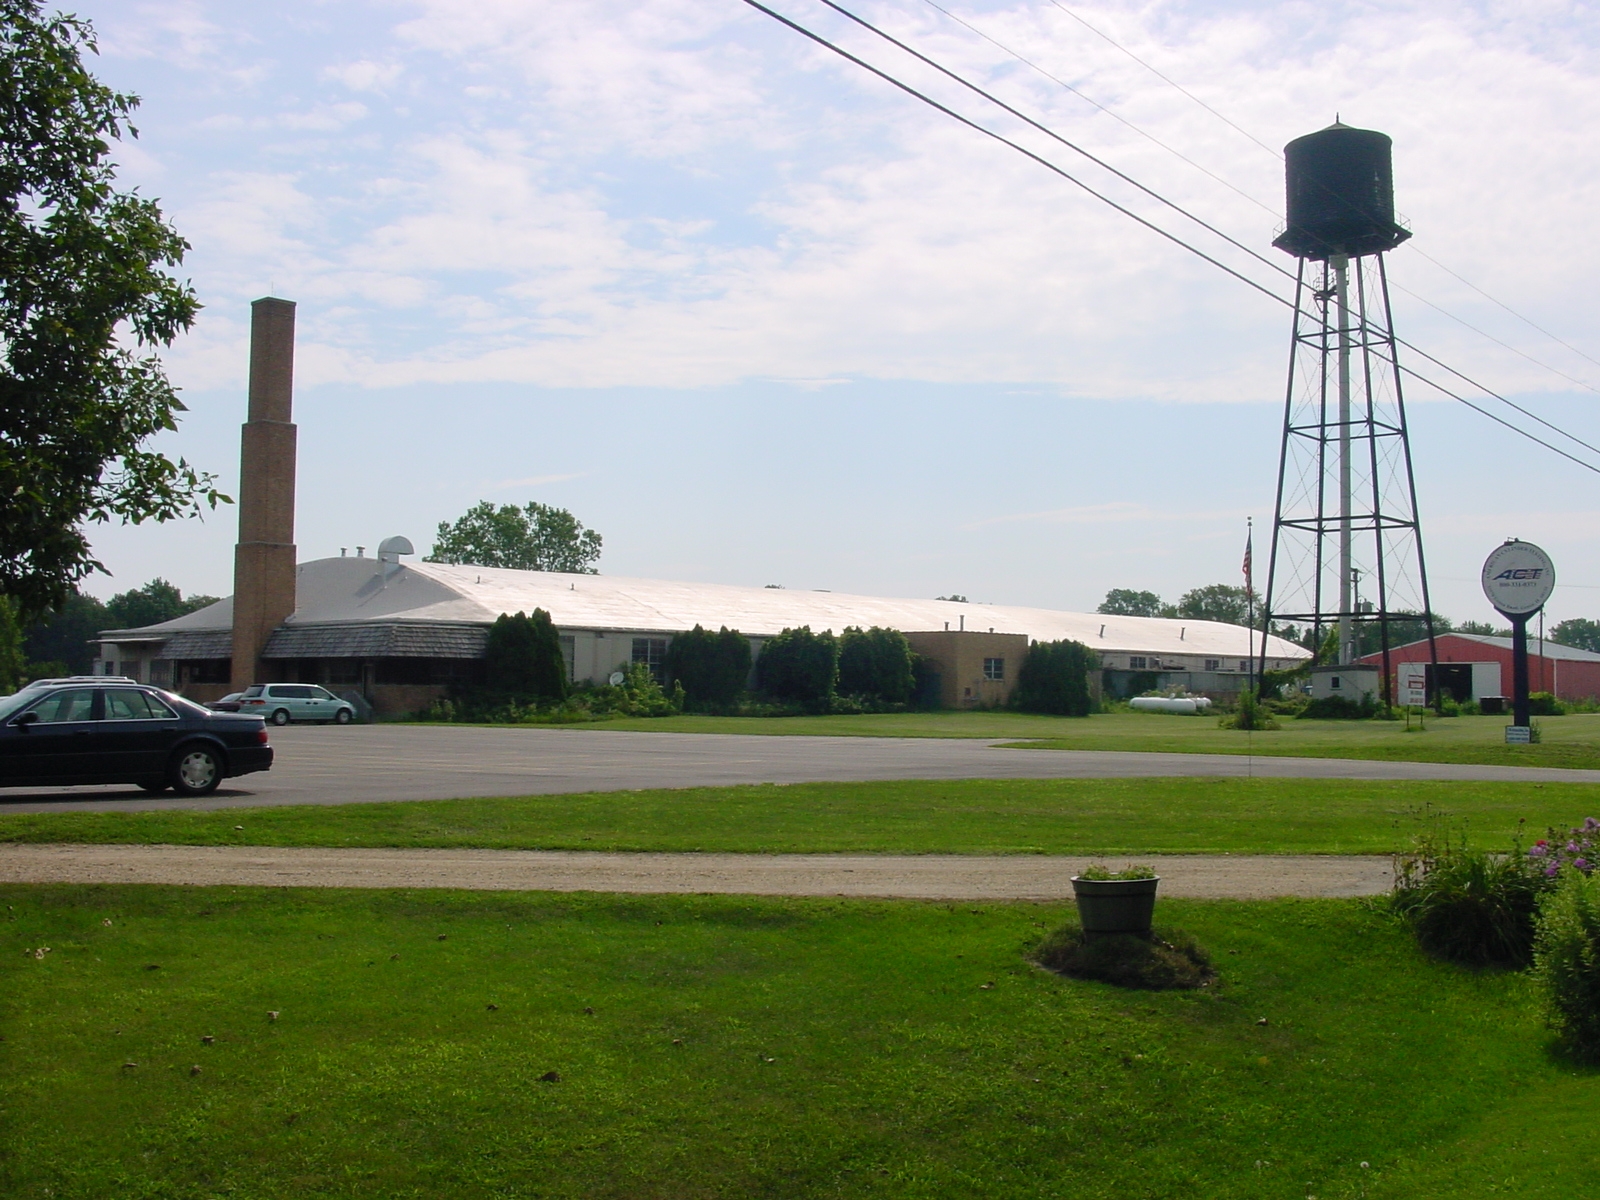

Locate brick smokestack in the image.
[230,297,298,687]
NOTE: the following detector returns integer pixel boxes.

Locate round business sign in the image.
[608,671,626,686]
[1481,540,1556,616]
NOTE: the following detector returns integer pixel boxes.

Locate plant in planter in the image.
[1072,864,1160,937]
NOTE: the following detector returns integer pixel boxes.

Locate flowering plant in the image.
[1528,817,1599,878]
[1076,863,1157,881]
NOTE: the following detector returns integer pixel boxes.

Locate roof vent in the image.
[378,535,415,581]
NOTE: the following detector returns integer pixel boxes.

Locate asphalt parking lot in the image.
[3,723,1597,813]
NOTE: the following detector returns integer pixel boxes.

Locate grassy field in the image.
[582,710,1600,770]
[3,884,1592,1199]
[2,777,1594,855]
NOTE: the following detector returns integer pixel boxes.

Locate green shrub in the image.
[1299,693,1385,720]
[1529,691,1568,716]
[836,626,914,706]
[1220,688,1278,730]
[1533,870,1600,1061]
[1391,828,1553,967]
[756,626,837,712]
[1013,639,1097,716]
[1033,925,1212,990]
[665,625,750,712]
[485,609,567,704]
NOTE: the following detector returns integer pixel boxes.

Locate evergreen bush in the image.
[756,626,838,712]
[1529,691,1568,716]
[665,625,750,712]
[1033,924,1213,990]
[1533,870,1600,1061]
[836,626,915,706]
[485,609,568,704]
[1012,640,1097,716]
[1299,693,1384,719]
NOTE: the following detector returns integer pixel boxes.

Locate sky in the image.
[72,0,1600,629]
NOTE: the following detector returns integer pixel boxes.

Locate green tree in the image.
[1175,584,1250,626]
[1353,611,1451,657]
[103,578,217,629]
[1097,589,1166,618]
[0,595,26,692]
[665,625,750,712]
[0,2,223,618]
[837,626,914,706]
[484,609,568,703]
[1457,620,1511,638]
[1012,640,1098,717]
[1552,619,1600,654]
[426,501,602,574]
[756,626,837,712]
[22,589,105,673]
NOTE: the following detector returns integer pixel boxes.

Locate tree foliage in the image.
[485,609,568,703]
[103,577,217,629]
[836,626,914,706]
[1552,619,1600,654]
[665,625,750,712]
[1012,639,1098,717]
[1174,584,1250,626]
[756,626,837,712]
[1097,589,1166,618]
[0,2,222,618]
[426,501,602,574]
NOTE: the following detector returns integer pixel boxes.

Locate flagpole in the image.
[1245,518,1255,694]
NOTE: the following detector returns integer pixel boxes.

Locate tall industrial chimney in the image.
[230,297,298,688]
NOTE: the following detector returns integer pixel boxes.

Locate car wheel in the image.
[169,745,224,797]
[334,707,353,725]
[271,708,291,726]
[139,781,169,795]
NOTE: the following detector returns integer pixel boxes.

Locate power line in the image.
[1039,0,1600,382]
[735,0,1296,309]
[916,0,1280,217]
[913,0,1600,404]
[1403,244,1600,373]
[740,0,1600,474]
[810,0,1296,286]
[1398,365,1600,477]
[1389,279,1599,396]
[1043,0,1280,158]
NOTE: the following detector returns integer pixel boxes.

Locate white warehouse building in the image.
[95,551,1309,716]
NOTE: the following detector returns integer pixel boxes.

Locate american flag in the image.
[1242,522,1254,601]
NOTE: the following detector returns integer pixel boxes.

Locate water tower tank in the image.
[1272,121,1410,259]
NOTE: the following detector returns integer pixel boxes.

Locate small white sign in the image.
[1505,725,1533,744]
[1398,662,1428,707]
[1481,540,1556,616]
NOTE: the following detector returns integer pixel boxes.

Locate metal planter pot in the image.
[1071,877,1161,936]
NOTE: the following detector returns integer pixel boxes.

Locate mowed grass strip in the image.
[2,885,1593,1199]
[2,778,1595,855]
[585,710,1600,771]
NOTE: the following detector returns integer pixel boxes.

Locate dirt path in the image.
[0,843,1393,900]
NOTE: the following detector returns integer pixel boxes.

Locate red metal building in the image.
[1359,633,1600,703]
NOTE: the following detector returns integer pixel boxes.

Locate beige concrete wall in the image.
[903,630,1029,709]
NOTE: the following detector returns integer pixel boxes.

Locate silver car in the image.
[238,684,357,726]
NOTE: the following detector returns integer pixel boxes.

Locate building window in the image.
[149,660,172,685]
[1239,660,1250,673]
[1128,656,1147,670]
[560,635,576,683]
[632,637,667,679]
[1204,659,1220,672]
[983,657,1004,681]
[1330,676,1342,690]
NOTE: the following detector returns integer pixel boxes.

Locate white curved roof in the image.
[112,556,1308,663]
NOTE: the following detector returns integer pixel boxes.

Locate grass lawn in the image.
[2,777,1595,855]
[3,885,1592,1198]
[580,710,1600,771]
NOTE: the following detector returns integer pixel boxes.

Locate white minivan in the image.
[239,684,356,726]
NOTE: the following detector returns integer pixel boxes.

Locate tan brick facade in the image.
[903,630,1029,709]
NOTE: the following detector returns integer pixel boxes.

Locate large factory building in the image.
[94,553,1309,715]
[92,296,1307,715]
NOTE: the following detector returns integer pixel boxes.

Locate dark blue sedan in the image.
[0,681,273,796]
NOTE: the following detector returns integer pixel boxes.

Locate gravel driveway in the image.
[0,843,1393,900]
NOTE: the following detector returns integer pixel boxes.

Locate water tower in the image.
[1256,121,1439,705]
